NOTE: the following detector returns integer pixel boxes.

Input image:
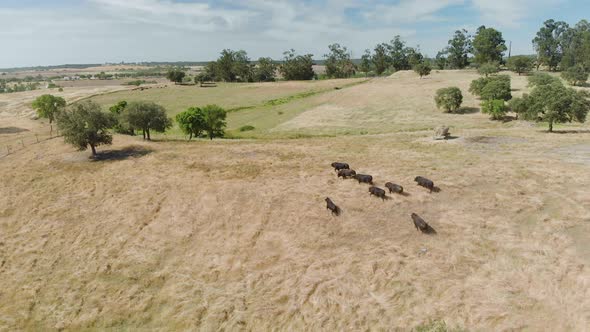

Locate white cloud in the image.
[471,0,564,28]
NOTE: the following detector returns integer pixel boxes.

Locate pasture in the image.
[1,70,589,330]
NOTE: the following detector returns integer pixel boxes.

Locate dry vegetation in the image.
[1,69,589,330]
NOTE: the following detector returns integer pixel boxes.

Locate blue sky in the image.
[0,0,589,68]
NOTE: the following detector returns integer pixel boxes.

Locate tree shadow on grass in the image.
[0,127,29,135]
[547,129,590,134]
[453,107,479,114]
[92,146,152,161]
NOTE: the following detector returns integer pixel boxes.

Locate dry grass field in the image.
[1,70,590,331]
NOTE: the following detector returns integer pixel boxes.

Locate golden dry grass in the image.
[1,71,590,331]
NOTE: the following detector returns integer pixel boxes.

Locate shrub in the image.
[481,99,508,120]
[470,75,511,100]
[201,105,227,140]
[528,72,560,88]
[435,87,463,113]
[32,94,66,135]
[508,94,531,119]
[526,82,590,132]
[561,65,589,86]
[477,62,500,77]
[480,78,512,101]
[239,125,255,132]
[414,62,432,78]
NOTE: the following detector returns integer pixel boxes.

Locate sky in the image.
[1,0,589,68]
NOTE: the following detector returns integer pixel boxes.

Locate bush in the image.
[477,62,500,77]
[561,65,589,86]
[508,94,531,119]
[435,87,463,113]
[481,99,508,120]
[176,107,206,140]
[528,72,560,88]
[239,125,255,132]
[413,62,432,78]
[470,75,511,101]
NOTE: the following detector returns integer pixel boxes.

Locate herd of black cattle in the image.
[325,162,437,235]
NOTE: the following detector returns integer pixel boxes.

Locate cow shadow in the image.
[423,225,438,235]
[92,146,152,161]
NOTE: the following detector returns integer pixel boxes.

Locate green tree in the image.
[166,69,186,84]
[561,20,590,70]
[324,43,356,79]
[280,49,315,80]
[561,64,589,86]
[526,82,590,131]
[472,26,507,65]
[435,50,448,69]
[32,94,66,136]
[481,99,508,120]
[446,29,472,69]
[533,19,569,71]
[508,94,532,119]
[372,43,391,75]
[56,101,116,156]
[123,101,172,140]
[435,87,463,113]
[253,57,277,82]
[414,62,432,78]
[507,56,534,75]
[480,76,512,101]
[477,62,500,77]
[109,100,135,135]
[527,72,561,88]
[406,47,424,68]
[359,49,373,74]
[176,107,206,140]
[388,36,413,71]
[201,105,227,140]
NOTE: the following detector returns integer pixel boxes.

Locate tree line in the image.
[32,95,229,157]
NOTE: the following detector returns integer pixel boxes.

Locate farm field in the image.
[1,70,590,330]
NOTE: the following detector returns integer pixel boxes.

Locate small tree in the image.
[324,43,356,79]
[253,57,277,82]
[507,56,534,75]
[32,94,66,135]
[508,94,531,119]
[561,65,589,86]
[481,99,508,120]
[414,62,432,78]
[109,100,135,135]
[526,82,590,132]
[56,101,116,156]
[477,62,500,77]
[435,50,448,70]
[359,49,373,75]
[123,102,172,140]
[480,78,512,101]
[201,105,227,140]
[435,87,463,113]
[176,107,206,140]
[166,69,186,84]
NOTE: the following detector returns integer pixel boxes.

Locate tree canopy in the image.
[507,56,534,75]
[166,69,186,84]
[56,101,116,156]
[324,43,356,79]
[253,57,277,82]
[200,105,227,140]
[123,101,172,140]
[533,19,570,71]
[477,62,500,77]
[280,49,315,80]
[414,62,432,78]
[472,26,507,65]
[32,94,66,135]
[446,29,472,69]
[561,64,589,86]
[176,107,206,140]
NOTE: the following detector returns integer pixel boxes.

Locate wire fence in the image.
[0,127,57,159]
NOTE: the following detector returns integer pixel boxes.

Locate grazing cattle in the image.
[385,182,404,194]
[331,162,350,172]
[411,213,436,234]
[354,174,373,185]
[414,176,435,192]
[325,197,340,216]
[337,169,356,179]
[369,186,386,200]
